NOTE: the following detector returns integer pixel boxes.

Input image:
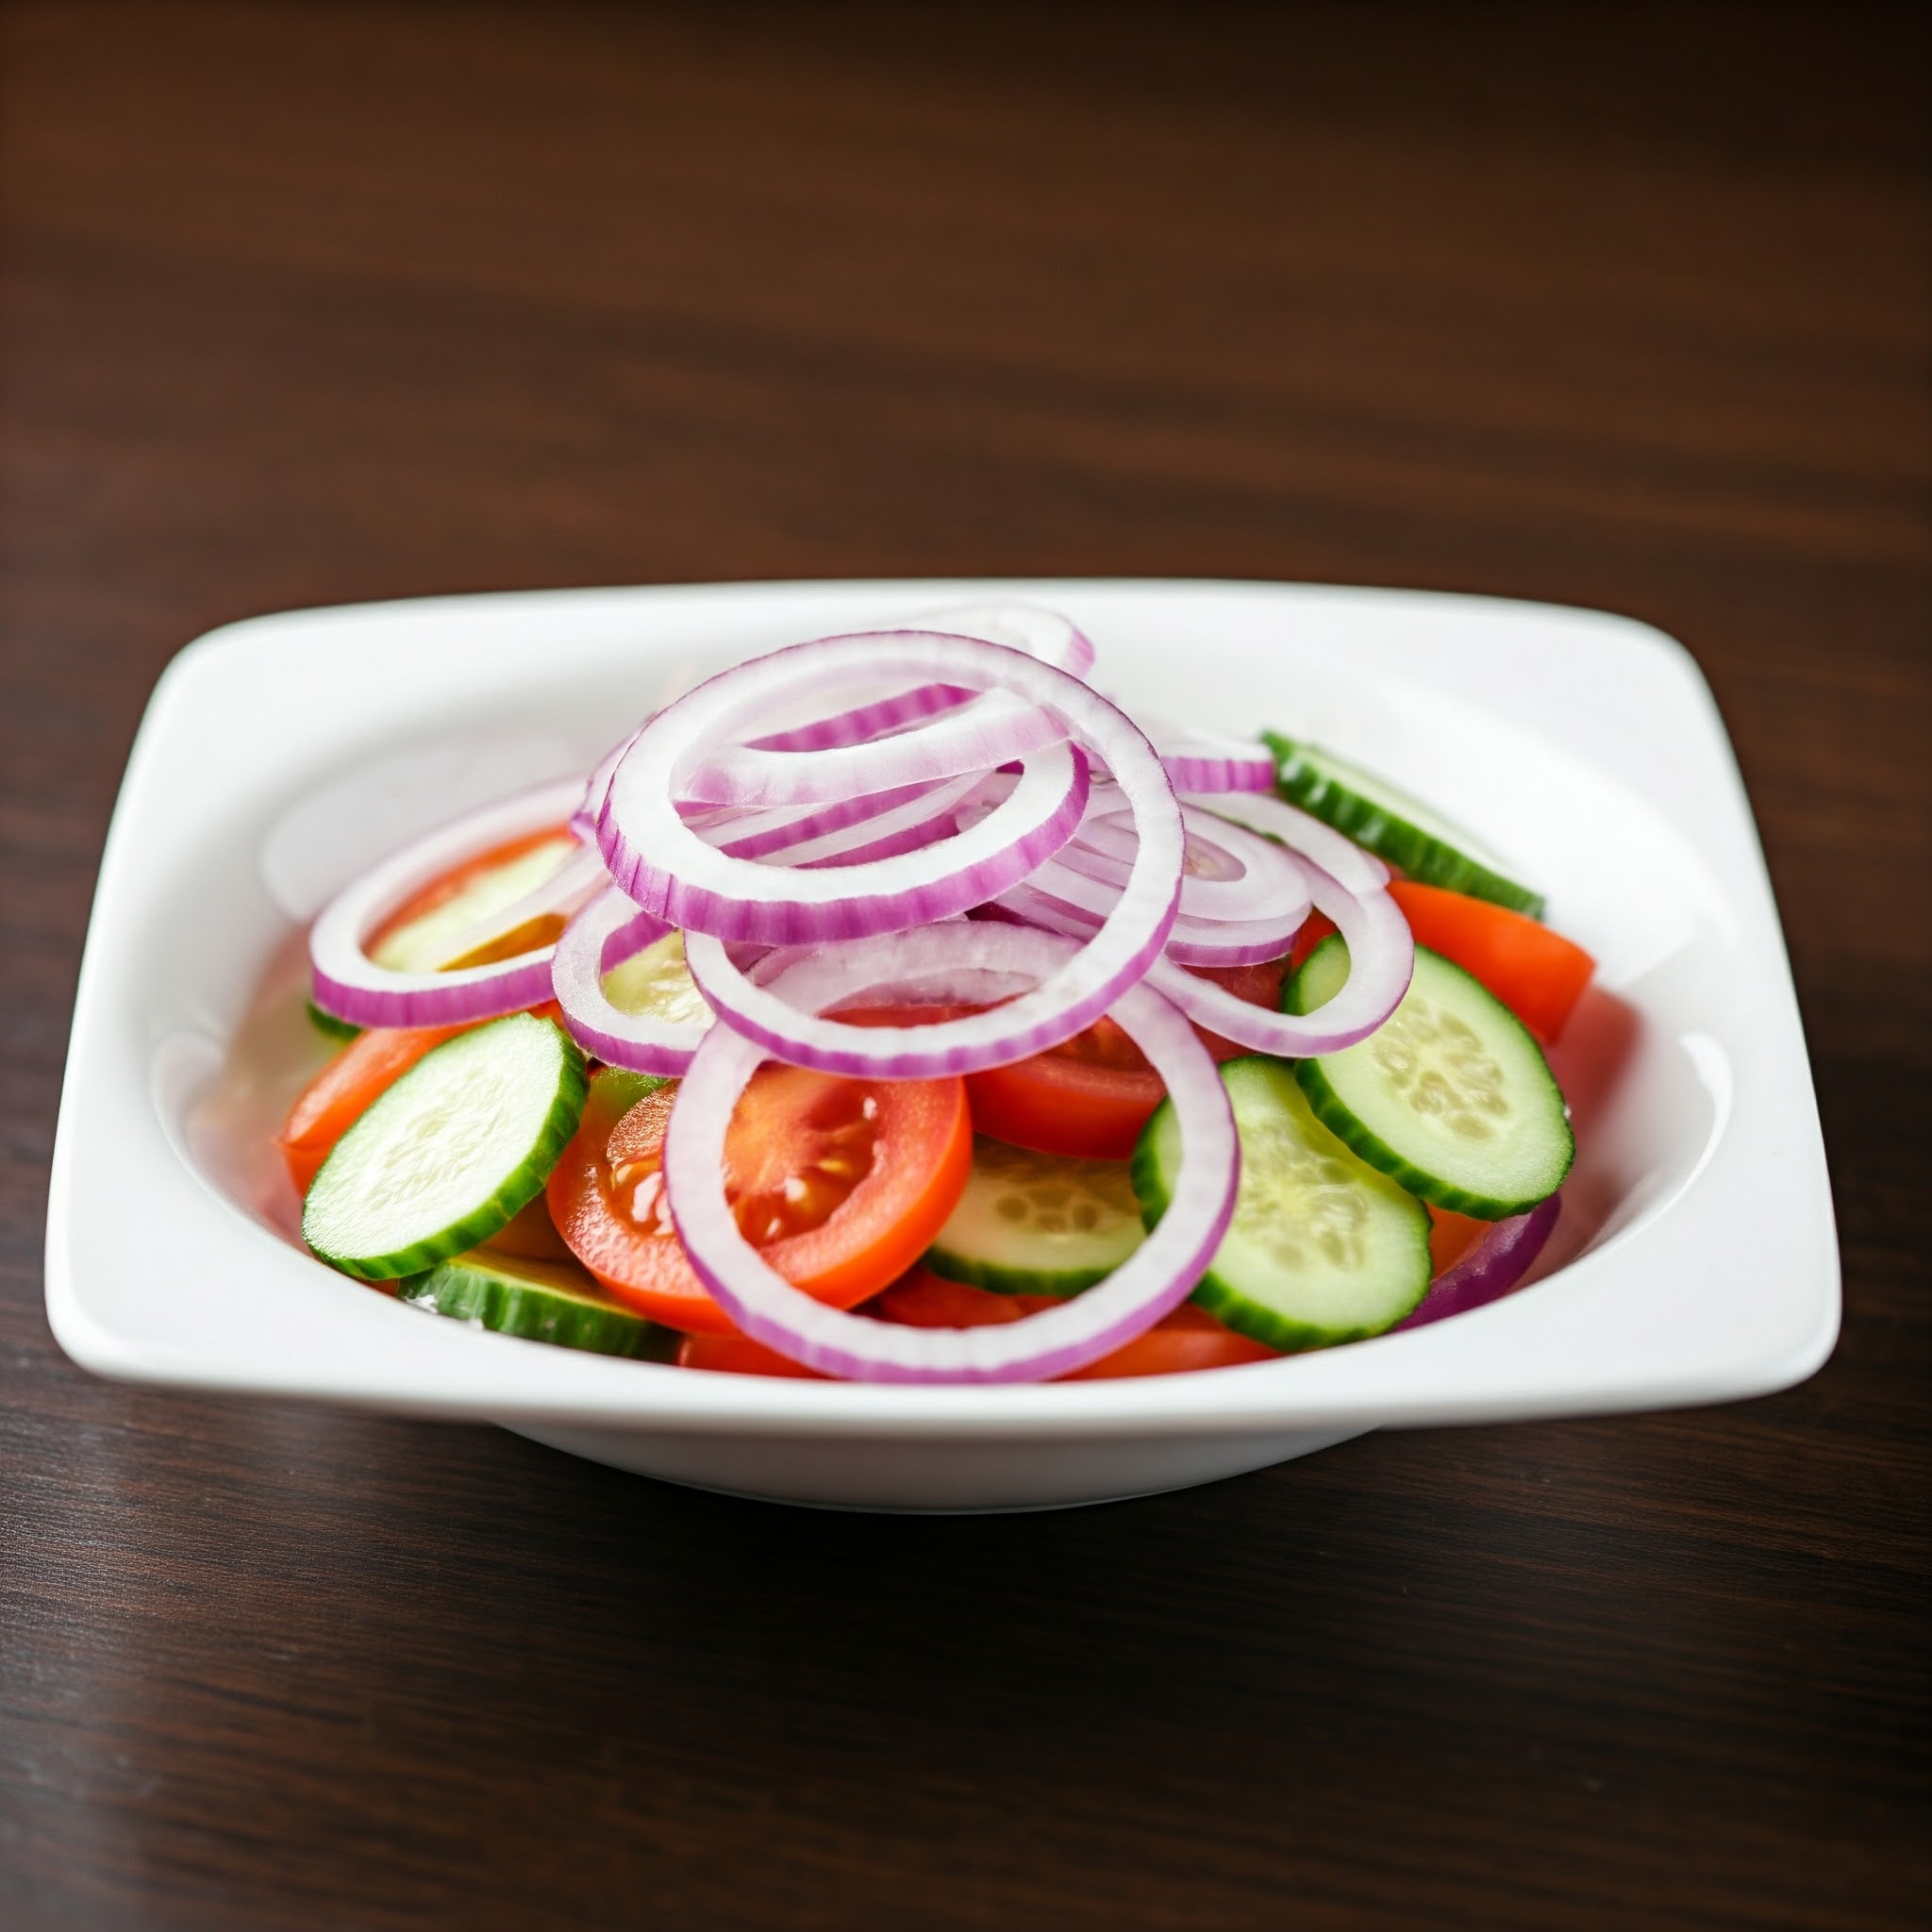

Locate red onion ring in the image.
[638,642,1182,1074]
[741,604,1092,756]
[572,727,643,841]
[1139,717,1276,793]
[988,879,1304,969]
[550,888,712,1074]
[1186,790,1391,896]
[602,633,1178,957]
[616,737,1087,946]
[772,774,985,871]
[310,777,588,1028]
[673,632,1073,810]
[1396,1194,1560,1329]
[1144,859,1414,1055]
[662,925,1237,1382]
[686,776,956,862]
[1026,804,1310,933]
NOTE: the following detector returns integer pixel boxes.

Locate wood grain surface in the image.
[3,5,1927,1927]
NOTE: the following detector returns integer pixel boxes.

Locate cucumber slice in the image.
[303,1013,588,1280]
[399,1250,677,1359]
[1262,733,1545,917]
[1289,938,1573,1218]
[925,1136,1146,1294]
[1133,1056,1430,1349]
[306,997,362,1044]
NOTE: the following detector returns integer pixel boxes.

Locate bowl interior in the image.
[166,600,1740,1341]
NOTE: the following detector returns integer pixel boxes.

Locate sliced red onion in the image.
[1038,805,1310,932]
[1186,790,1391,897]
[1144,859,1414,1055]
[687,776,954,862]
[741,677,974,756]
[767,774,984,871]
[662,925,1237,1383]
[1396,1194,1560,1330]
[602,633,1178,955]
[573,726,644,841]
[988,880,1301,969]
[672,630,1074,811]
[550,888,712,1074]
[740,604,1093,756]
[1140,717,1276,794]
[310,778,588,1028]
[610,739,1085,946]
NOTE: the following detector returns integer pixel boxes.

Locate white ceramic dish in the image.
[45,580,1839,1510]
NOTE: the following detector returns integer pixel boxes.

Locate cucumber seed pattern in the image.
[1370,999,1509,1141]
[1230,1119,1372,1273]
[979,1138,1141,1235]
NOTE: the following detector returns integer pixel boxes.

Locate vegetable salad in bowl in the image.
[280,605,1591,1384]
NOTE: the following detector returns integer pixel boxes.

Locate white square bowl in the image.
[45,580,1840,1510]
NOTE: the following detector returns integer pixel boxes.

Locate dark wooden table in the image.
[4,6,1926,1927]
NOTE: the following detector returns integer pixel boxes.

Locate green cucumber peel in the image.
[306,997,362,1044]
[1133,1055,1431,1351]
[1287,937,1573,1218]
[303,1013,588,1281]
[924,1136,1146,1296]
[1262,731,1545,918]
[399,1250,677,1359]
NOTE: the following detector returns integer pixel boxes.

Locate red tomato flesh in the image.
[964,956,1288,1160]
[678,1268,1280,1379]
[549,1065,972,1333]
[1291,885,1593,1043]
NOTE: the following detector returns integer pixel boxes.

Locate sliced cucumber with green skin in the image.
[1133,1056,1431,1349]
[399,1250,677,1359]
[1262,733,1545,917]
[1288,937,1573,1218]
[306,997,362,1045]
[925,1137,1146,1295]
[303,1013,588,1280]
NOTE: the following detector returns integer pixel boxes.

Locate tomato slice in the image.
[1426,1204,1490,1274]
[679,1268,1280,1378]
[548,1065,972,1332]
[675,1331,826,1378]
[1290,885,1592,1042]
[277,1000,565,1197]
[1288,911,1338,970]
[964,957,1287,1160]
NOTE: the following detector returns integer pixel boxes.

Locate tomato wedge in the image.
[964,957,1288,1160]
[678,1268,1280,1378]
[548,1065,972,1332]
[277,1000,565,1196]
[1426,1204,1490,1274]
[1289,885,1592,1042]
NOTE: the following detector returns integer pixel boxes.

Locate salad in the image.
[277,606,1593,1384]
